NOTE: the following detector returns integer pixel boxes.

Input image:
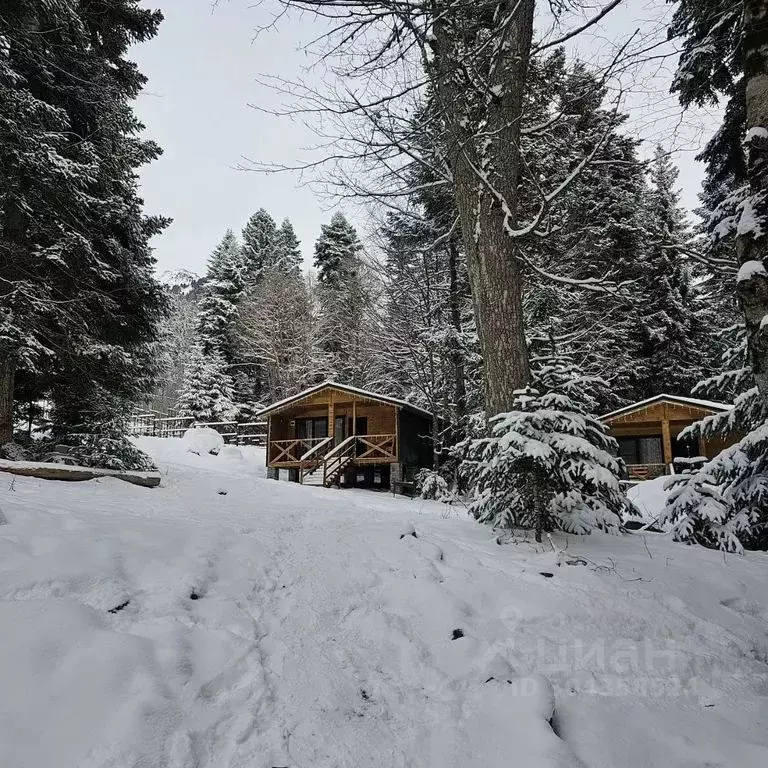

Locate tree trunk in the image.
[447,238,467,432]
[738,0,768,408]
[0,358,15,445]
[434,0,535,417]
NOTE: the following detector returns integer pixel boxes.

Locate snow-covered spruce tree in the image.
[661,0,768,550]
[634,145,719,398]
[515,54,649,411]
[313,213,381,386]
[241,208,278,281]
[176,344,234,423]
[0,1,168,452]
[375,98,479,452]
[463,355,631,541]
[670,0,768,406]
[273,219,303,276]
[196,230,245,359]
[662,324,768,550]
[151,271,204,412]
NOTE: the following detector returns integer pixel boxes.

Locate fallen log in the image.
[0,459,161,488]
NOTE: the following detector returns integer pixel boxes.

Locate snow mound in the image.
[181,426,224,456]
[736,259,767,282]
[458,677,572,767]
[625,477,670,529]
[0,600,177,768]
[218,445,244,462]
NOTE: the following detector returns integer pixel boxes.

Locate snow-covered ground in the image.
[1,438,767,768]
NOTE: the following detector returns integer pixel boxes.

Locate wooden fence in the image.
[129,412,267,446]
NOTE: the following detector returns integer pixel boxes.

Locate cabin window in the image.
[617,436,663,465]
[295,417,328,441]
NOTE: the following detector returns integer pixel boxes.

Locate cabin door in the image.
[334,415,346,446]
[348,417,368,436]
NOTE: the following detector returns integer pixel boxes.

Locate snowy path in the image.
[1,438,768,767]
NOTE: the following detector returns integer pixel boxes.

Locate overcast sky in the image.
[133,0,718,277]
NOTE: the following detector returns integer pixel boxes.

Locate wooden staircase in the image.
[299,437,333,485]
[297,434,398,488]
[322,436,357,487]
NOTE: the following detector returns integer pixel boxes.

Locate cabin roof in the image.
[601,393,733,423]
[255,381,433,420]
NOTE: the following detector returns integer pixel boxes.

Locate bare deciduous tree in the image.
[251,0,636,416]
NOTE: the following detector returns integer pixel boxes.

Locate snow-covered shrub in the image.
[64,433,157,472]
[662,325,768,551]
[181,427,224,456]
[416,469,454,502]
[663,425,768,552]
[0,443,31,461]
[48,391,156,472]
[462,358,632,540]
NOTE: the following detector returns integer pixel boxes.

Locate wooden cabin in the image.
[601,394,734,480]
[257,382,433,490]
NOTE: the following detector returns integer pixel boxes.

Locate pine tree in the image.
[0,0,168,446]
[152,273,203,412]
[669,0,768,405]
[313,213,379,385]
[241,209,278,280]
[273,219,303,276]
[314,212,362,287]
[176,344,234,423]
[661,0,768,550]
[196,231,244,359]
[635,146,716,397]
[518,54,648,410]
[462,354,631,541]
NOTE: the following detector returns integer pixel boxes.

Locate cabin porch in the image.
[264,388,402,487]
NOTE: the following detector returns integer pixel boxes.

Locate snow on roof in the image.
[601,393,733,422]
[256,381,433,419]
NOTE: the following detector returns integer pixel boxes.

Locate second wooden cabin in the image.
[601,394,735,480]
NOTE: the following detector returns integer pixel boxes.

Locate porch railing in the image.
[626,463,669,481]
[269,437,328,465]
[354,434,397,463]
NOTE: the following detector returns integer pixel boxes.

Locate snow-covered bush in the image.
[63,433,157,472]
[0,443,31,462]
[47,392,156,472]
[663,425,768,552]
[462,358,632,540]
[181,427,224,456]
[416,469,454,503]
